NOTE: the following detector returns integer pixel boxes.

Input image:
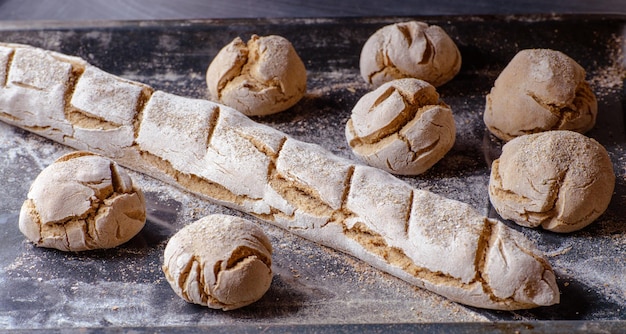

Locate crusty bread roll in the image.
[163,214,273,310]
[346,78,456,175]
[19,151,146,251]
[489,130,615,233]
[360,21,461,88]
[484,49,597,141]
[206,34,307,116]
[0,42,559,310]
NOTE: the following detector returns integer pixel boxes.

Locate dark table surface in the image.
[0,0,625,21]
[0,1,625,334]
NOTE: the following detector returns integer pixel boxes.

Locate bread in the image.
[206,34,307,116]
[162,214,273,310]
[484,49,597,141]
[0,42,559,310]
[360,21,461,88]
[345,78,455,175]
[489,130,615,233]
[18,151,146,251]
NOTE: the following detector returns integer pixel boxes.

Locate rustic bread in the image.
[360,21,461,88]
[346,78,456,175]
[163,214,273,310]
[19,151,146,251]
[484,49,597,141]
[489,130,615,232]
[206,34,307,116]
[0,42,559,310]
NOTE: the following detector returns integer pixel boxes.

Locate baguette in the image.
[0,42,559,310]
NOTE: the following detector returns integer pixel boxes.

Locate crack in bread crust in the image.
[139,150,247,207]
[0,47,14,87]
[342,219,521,307]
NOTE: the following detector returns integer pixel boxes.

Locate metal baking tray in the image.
[0,15,624,333]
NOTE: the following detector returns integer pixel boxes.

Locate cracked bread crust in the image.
[162,214,273,311]
[1,42,559,310]
[359,21,462,88]
[18,151,146,251]
[206,34,307,116]
[483,49,597,141]
[489,130,615,233]
[345,78,456,175]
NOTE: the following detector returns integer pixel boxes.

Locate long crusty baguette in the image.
[0,42,559,310]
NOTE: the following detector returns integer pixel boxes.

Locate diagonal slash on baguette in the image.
[0,42,559,310]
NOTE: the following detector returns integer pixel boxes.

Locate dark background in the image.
[0,0,624,21]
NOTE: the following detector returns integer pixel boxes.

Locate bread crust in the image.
[206,35,307,116]
[18,151,146,251]
[489,130,615,232]
[0,42,559,310]
[346,78,456,175]
[484,49,597,141]
[162,214,273,310]
[360,21,461,88]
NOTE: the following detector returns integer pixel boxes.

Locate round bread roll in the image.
[206,34,307,116]
[489,131,615,233]
[162,214,273,311]
[345,78,456,175]
[360,21,461,88]
[18,151,146,251]
[484,49,597,141]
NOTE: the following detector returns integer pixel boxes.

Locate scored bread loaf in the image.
[0,42,559,310]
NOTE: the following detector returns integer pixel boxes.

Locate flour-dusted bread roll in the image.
[206,34,307,116]
[19,151,146,251]
[346,78,455,175]
[163,214,273,310]
[489,130,615,233]
[360,21,462,88]
[0,42,559,310]
[484,49,597,141]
